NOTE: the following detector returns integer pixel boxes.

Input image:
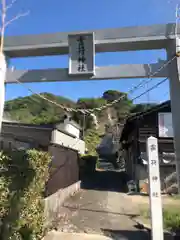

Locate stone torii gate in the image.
[3,23,180,192]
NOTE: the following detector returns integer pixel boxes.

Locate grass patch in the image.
[141,204,180,232]
[163,208,180,232]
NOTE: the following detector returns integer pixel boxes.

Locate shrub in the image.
[84,129,101,156]
[0,150,51,240]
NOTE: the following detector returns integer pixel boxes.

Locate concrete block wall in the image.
[44,181,81,226]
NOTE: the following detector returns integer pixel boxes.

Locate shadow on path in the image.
[101,228,173,240]
[81,171,128,193]
[102,228,150,239]
[63,205,139,219]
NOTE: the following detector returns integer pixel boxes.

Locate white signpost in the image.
[68,32,95,76]
[147,136,164,240]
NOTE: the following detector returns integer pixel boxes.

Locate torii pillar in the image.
[167,39,180,194]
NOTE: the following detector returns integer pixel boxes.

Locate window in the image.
[158,113,173,138]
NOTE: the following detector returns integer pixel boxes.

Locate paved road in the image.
[44,231,113,240]
[55,170,173,239]
[65,190,148,240]
[57,189,150,239]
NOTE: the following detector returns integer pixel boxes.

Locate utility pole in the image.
[82,113,86,140]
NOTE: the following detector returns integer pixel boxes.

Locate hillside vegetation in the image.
[4,90,156,131]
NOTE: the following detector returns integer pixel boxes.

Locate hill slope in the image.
[4,91,156,130]
[4,93,76,124]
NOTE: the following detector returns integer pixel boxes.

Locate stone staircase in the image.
[97,123,125,171]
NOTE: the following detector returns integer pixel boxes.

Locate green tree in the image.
[4,93,76,124]
[103,90,125,102]
[130,103,157,113]
[4,90,147,132]
[103,90,133,122]
[73,97,107,130]
[84,129,101,156]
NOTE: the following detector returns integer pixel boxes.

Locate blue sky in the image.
[4,0,177,103]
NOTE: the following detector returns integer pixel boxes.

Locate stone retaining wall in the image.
[44,181,81,226]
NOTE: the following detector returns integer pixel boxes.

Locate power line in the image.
[131,78,168,102]
[128,101,170,122]
[125,81,170,121]
[116,77,169,121]
[12,56,176,115]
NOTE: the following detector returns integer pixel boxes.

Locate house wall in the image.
[136,163,176,190]
[137,104,172,141]
[122,104,175,186]
[51,129,85,154]
[137,108,175,184]
[124,126,138,180]
[2,124,52,146]
[58,122,80,138]
[46,144,79,196]
[0,135,32,150]
[65,123,80,138]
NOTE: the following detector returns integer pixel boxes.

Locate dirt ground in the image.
[126,194,180,209]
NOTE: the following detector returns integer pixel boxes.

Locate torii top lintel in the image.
[3,23,178,58]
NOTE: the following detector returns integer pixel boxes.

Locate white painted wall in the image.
[64,123,80,138]
[51,129,85,154]
[58,123,66,132]
[58,122,80,138]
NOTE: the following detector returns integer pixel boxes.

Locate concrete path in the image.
[55,189,150,239]
[44,231,113,240]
